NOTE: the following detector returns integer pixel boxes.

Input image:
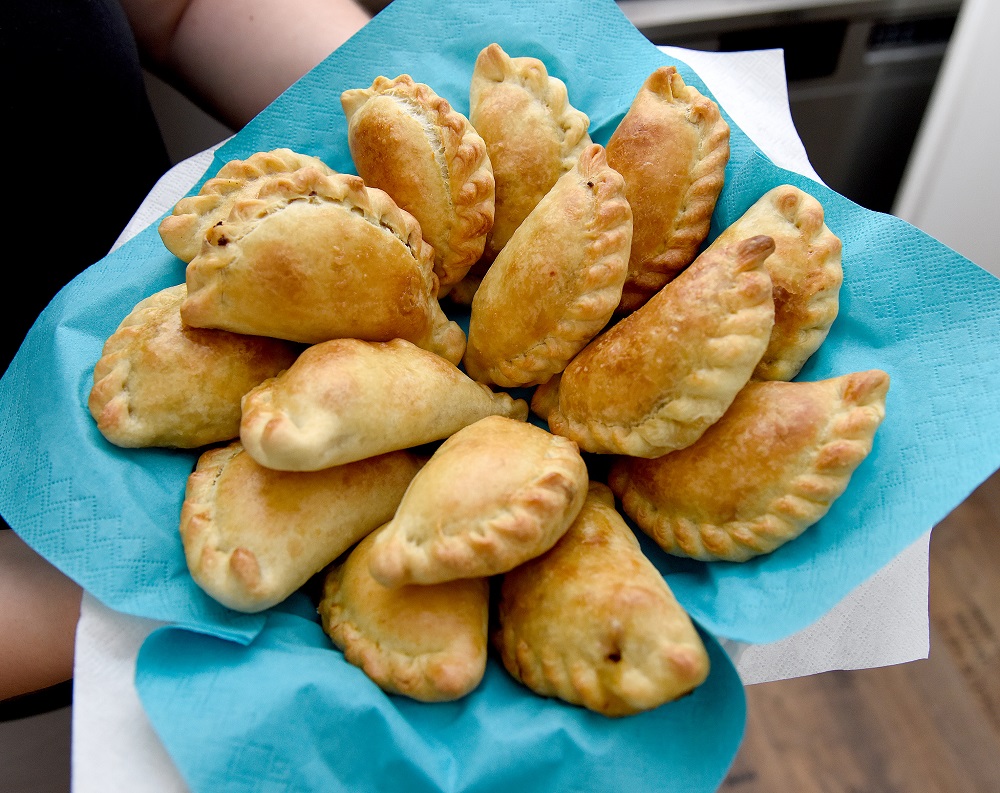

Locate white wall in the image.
[892,0,999,276]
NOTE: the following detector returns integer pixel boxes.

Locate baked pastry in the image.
[180,442,424,613]
[710,184,843,381]
[606,66,730,313]
[463,144,631,387]
[494,482,710,717]
[342,74,494,289]
[609,370,890,562]
[240,338,529,471]
[88,284,298,449]
[180,166,465,364]
[158,148,335,262]
[469,42,592,264]
[319,525,489,702]
[367,415,589,587]
[533,235,776,457]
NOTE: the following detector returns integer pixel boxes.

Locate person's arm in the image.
[121,0,372,129]
[0,531,82,701]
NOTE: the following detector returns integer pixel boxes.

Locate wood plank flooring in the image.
[721,468,1000,792]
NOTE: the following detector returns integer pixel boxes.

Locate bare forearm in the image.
[124,0,372,129]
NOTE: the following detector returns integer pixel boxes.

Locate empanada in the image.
[710,185,843,381]
[180,442,424,613]
[494,482,710,717]
[342,74,495,289]
[606,66,730,313]
[533,235,776,457]
[240,338,528,472]
[469,42,592,264]
[367,415,588,587]
[609,370,890,562]
[319,525,489,702]
[88,284,298,449]
[463,144,631,387]
[158,148,335,262]
[181,166,465,364]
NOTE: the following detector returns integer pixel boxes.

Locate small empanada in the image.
[463,144,631,387]
[342,74,495,289]
[533,235,776,457]
[711,185,843,381]
[606,66,730,313]
[367,415,589,587]
[158,148,335,262]
[180,442,424,613]
[609,370,890,562]
[494,482,710,717]
[88,284,299,449]
[181,166,465,363]
[469,42,592,264]
[319,525,489,702]
[240,338,529,472]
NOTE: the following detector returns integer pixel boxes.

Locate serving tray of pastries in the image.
[87,42,888,719]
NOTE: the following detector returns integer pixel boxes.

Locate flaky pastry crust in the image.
[179,442,423,613]
[180,165,465,363]
[240,338,528,472]
[319,525,489,702]
[533,235,776,457]
[158,148,335,262]
[609,370,890,561]
[464,144,631,387]
[88,284,298,449]
[494,482,710,717]
[342,74,495,289]
[367,415,589,587]
[606,66,730,313]
[711,185,843,381]
[469,42,592,264]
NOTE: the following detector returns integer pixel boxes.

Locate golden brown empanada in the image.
[240,338,528,472]
[180,442,424,613]
[463,144,631,387]
[88,284,298,449]
[469,42,592,265]
[710,184,843,381]
[342,74,494,289]
[367,415,588,587]
[606,66,730,313]
[533,235,776,457]
[494,482,710,717]
[609,370,890,562]
[158,148,336,262]
[180,166,465,363]
[319,525,489,702]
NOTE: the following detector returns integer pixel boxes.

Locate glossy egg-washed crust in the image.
[240,338,529,472]
[180,166,465,363]
[88,284,298,449]
[711,184,843,381]
[319,526,490,703]
[494,483,710,717]
[158,148,336,262]
[180,442,424,613]
[533,235,776,458]
[469,42,592,263]
[464,144,631,387]
[342,74,495,289]
[607,66,730,313]
[609,370,889,562]
[367,416,589,587]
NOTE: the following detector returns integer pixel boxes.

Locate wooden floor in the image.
[721,468,1000,793]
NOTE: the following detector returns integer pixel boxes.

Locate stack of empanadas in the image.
[87,41,890,720]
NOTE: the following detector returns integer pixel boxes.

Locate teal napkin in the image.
[1,0,998,646]
[135,597,746,793]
